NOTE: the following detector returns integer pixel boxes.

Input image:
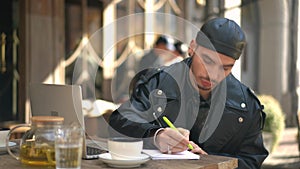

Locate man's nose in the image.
[206,66,224,82]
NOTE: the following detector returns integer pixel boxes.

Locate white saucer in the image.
[0,142,17,152]
[99,153,150,168]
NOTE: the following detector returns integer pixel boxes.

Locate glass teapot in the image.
[6,116,64,166]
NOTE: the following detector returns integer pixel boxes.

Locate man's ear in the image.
[188,40,197,56]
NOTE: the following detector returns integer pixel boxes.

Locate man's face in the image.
[189,41,236,96]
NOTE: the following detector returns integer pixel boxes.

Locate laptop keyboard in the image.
[86,146,106,155]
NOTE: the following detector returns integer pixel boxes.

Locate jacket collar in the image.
[223,74,248,111]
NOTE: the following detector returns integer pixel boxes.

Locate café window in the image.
[64,0,104,99]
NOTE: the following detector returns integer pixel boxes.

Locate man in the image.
[109,17,268,168]
[138,35,174,71]
[164,41,187,66]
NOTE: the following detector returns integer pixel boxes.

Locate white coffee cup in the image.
[0,129,10,147]
[108,137,143,160]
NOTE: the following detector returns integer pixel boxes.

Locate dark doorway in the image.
[0,0,20,123]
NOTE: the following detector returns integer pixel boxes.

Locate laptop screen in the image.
[29,83,85,128]
[29,83,109,159]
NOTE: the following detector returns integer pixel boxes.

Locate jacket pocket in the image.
[203,107,246,152]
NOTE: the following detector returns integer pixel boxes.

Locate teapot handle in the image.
[6,124,31,160]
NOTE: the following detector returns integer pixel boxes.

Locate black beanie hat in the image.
[196,18,246,60]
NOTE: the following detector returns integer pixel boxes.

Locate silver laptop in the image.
[29,83,107,159]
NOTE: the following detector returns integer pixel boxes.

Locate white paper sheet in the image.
[142,149,200,160]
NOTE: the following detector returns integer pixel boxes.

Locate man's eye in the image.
[223,67,231,71]
[203,58,213,64]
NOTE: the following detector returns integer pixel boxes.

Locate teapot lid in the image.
[31,116,64,124]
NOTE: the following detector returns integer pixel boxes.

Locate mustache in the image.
[200,76,218,85]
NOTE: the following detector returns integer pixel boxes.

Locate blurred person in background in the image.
[138,35,174,71]
[164,41,188,66]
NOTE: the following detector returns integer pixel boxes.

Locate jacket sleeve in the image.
[109,69,162,138]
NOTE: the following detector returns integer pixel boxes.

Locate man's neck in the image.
[199,90,210,100]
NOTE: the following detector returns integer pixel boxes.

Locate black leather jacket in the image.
[109,58,269,168]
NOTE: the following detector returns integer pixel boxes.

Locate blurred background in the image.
[0,0,299,167]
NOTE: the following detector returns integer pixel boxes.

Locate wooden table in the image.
[0,153,238,169]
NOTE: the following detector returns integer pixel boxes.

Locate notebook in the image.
[29,83,107,159]
[142,149,200,160]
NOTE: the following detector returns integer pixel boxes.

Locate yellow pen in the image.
[162,116,194,150]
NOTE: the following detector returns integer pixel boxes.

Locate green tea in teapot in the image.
[20,141,55,166]
[7,116,64,166]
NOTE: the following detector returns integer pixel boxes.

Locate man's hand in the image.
[155,127,190,153]
[155,127,208,155]
[188,141,208,155]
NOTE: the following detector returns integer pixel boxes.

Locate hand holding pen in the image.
[154,116,191,153]
[154,116,207,155]
[155,126,191,154]
[163,116,194,150]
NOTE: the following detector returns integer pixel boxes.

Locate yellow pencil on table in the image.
[162,116,194,150]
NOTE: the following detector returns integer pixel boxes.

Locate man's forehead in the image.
[195,46,220,58]
[195,45,235,64]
